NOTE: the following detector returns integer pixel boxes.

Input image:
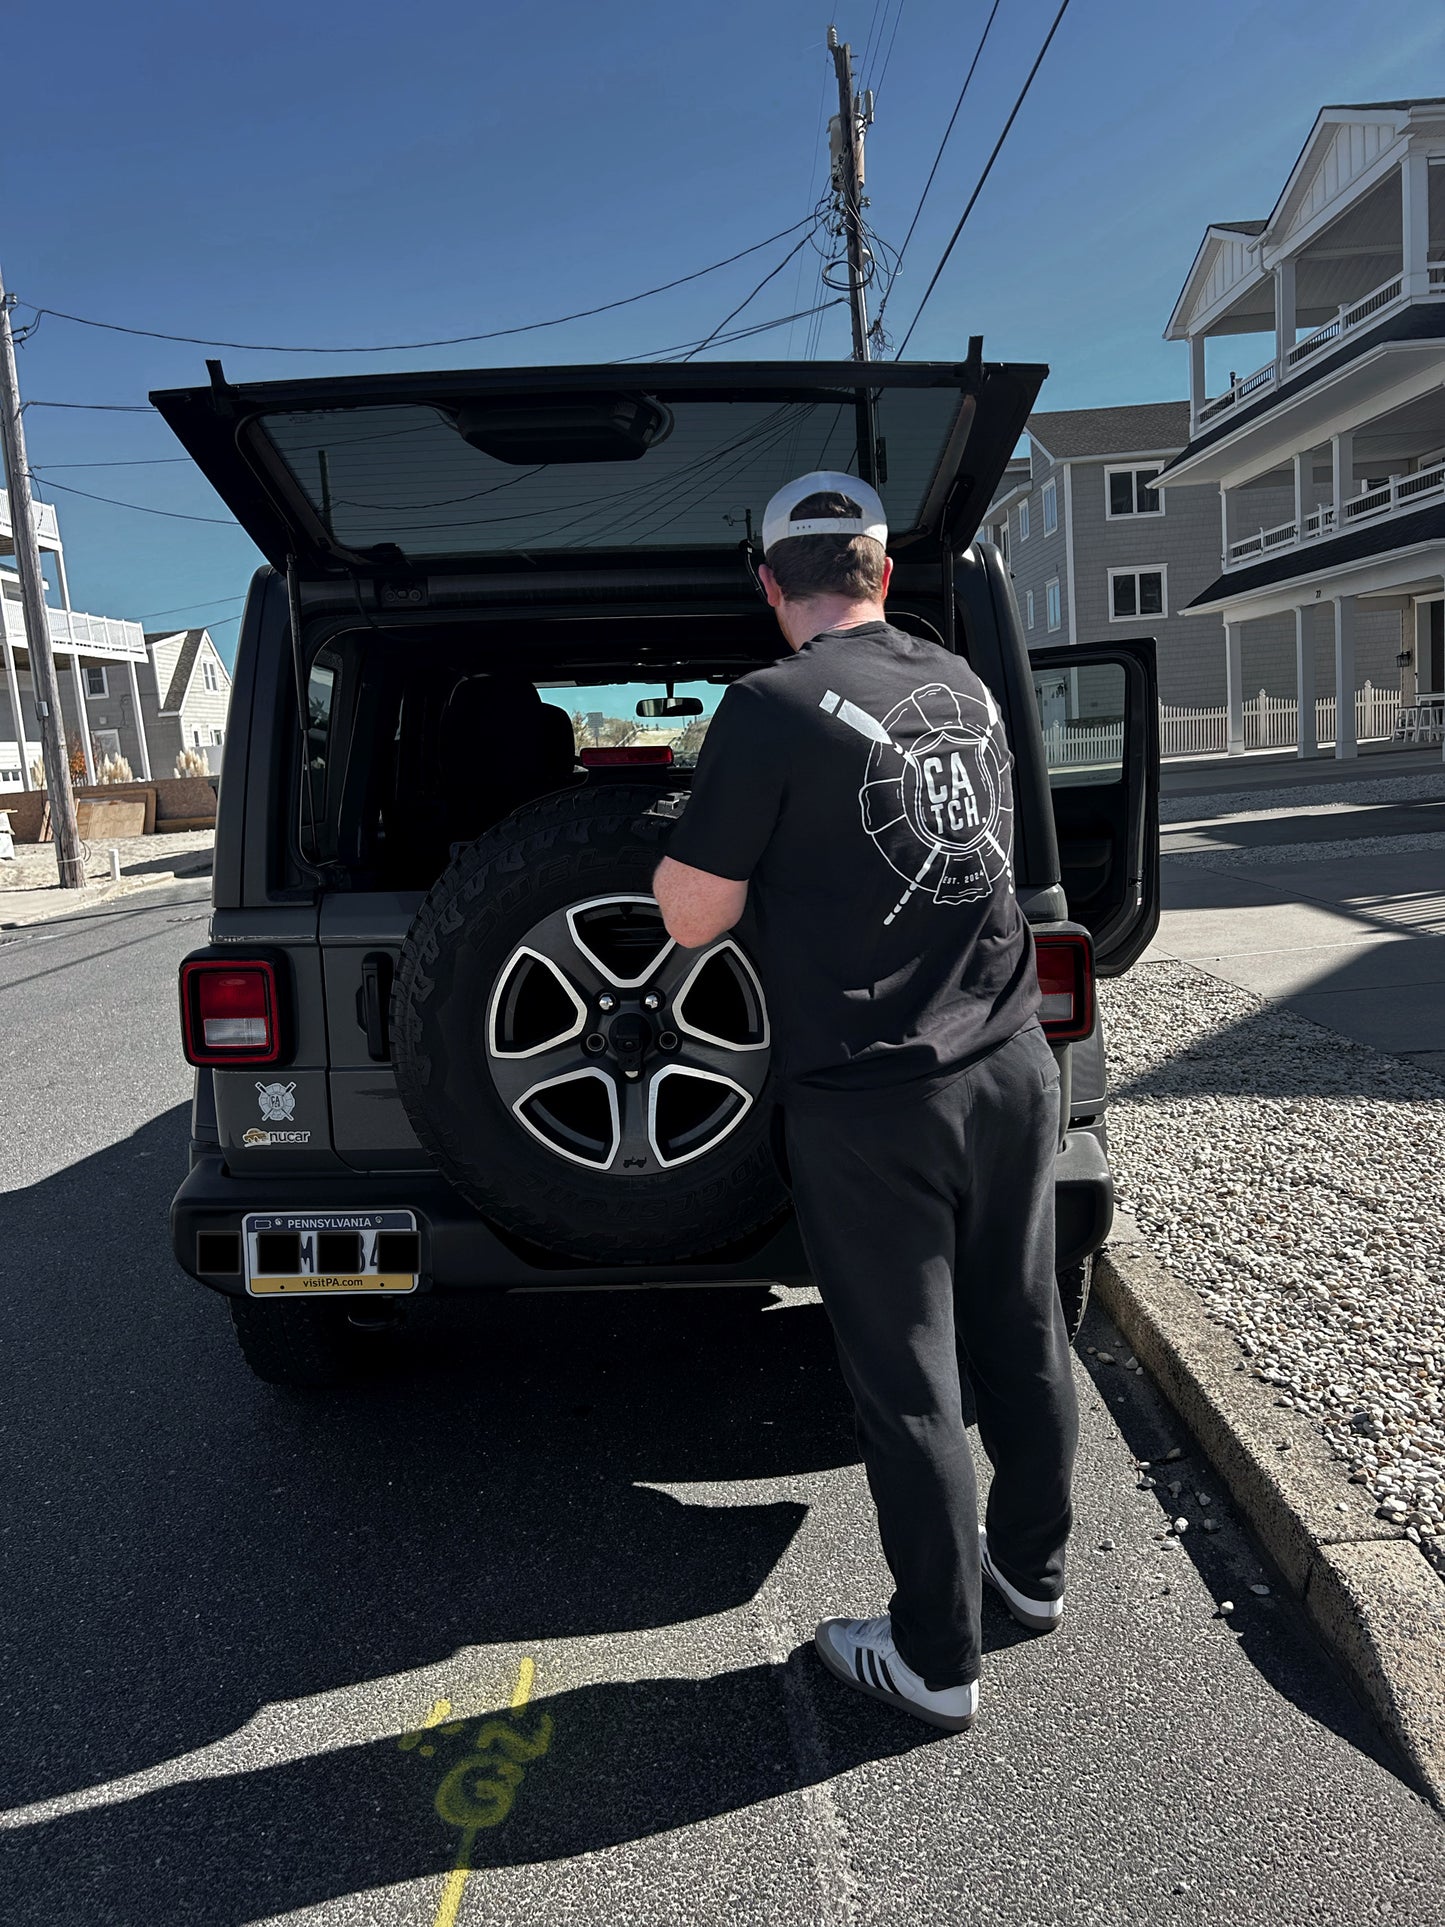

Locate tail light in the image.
[180,955,286,1066]
[579,745,674,767]
[1034,929,1094,1042]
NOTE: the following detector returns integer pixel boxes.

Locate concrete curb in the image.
[1096,1212,1445,1813]
[0,877,211,933]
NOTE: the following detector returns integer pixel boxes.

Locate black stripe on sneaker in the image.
[878,1657,899,1695]
[854,1647,868,1685]
[863,1648,879,1689]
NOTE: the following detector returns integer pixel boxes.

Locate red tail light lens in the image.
[579,745,674,767]
[1034,931,1095,1042]
[180,958,283,1066]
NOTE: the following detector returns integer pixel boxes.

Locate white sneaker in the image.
[814,1615,977,1731]
[979,1530,1064,1632]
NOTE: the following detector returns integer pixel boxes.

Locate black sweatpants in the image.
[785,1018,1079,1690]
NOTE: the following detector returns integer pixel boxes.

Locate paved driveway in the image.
[2,890,1442,1925]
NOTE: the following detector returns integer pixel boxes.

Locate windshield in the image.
[538,678,718,768]
[253,386,969,558]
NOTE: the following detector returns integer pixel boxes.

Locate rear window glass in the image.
[542,680,718,768]
[253,388,967,558]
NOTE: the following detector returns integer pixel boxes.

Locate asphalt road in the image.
[2,889,1443,1927]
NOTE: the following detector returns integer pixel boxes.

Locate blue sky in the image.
[5,0,1443,664]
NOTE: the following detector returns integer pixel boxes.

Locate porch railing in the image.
[1225,456,1445,567]
[0,599,147,658]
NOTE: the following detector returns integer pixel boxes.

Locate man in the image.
[653,472,1077,1734]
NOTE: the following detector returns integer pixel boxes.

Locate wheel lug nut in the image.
[598,993,616,1013]
[658,1030,679,1051]
[584,1033,606,1053]
[624,1068,640,1080]
[643,992,661,1011]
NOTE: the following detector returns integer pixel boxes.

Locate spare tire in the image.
[391,783,787,1263]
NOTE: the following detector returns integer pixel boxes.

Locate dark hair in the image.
[764,491,886,601]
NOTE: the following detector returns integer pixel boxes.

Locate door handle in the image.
[356,952,395,1062]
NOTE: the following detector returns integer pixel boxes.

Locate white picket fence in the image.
[1158,681,1401,760]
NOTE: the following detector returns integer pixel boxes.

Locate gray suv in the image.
[155,354,1159,1386]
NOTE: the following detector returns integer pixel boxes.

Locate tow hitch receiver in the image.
[243,1210,420,1297]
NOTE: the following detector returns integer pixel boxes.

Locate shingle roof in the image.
[1027,402,1191,461]
[1213,219,1267,235]
[144,628,206,713]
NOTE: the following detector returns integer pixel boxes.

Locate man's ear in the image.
[879,554,894,602]
[757,562,786,612]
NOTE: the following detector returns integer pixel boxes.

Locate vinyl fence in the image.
[1157,681,1401,760]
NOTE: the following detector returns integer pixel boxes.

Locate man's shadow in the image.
[0,1657,943,1926]
[1,1107,856,1809]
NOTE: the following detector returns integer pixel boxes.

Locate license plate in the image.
[242,1210,419,1297]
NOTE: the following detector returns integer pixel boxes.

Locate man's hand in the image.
[653,855,747,949]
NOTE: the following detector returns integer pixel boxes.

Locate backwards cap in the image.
[760,470,888,556]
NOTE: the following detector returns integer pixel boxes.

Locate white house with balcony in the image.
[1152,99,1445,757]
[0,483,229,793]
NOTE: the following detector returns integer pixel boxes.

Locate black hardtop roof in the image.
[150,356,1047,576]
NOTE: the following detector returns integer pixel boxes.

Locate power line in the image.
[34,476,238,525]
[26,399,155,412]
[680,229,820,362]
[139,594,246,621]
[871,0,1001,341]
[614,298,844,363]
[871,0,908,98]
[894,0,1072,357]
[16,219,817,356]
[32,456,190,469]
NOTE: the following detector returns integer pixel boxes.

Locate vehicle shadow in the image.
[0,1104,865,1817]
[0,1653,940,1925]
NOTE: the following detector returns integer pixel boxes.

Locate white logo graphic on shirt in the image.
[819,680,1014,924]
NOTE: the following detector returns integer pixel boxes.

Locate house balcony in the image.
[0,492,61,551]
[0,594,147,660]
[1225,455,1445,570]
[1195,266,1445,434]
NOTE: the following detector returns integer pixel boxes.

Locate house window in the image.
[1109,566,1167,620]
[1046,579,1061,631]
[1106,466,1163,517]
[84,665,109,699]
[997,520,1010,564]
[211,728,224,745]
[202,659,219,693]
[1042,480,1058,534]
[1025,589,1035,630]
[1018,498,1031,541]
[192,728,202,746]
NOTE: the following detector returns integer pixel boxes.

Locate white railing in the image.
[0,493,60,546]
[1193,265,1445,435]
[0,598,147,659]
[1225,457,1445,568]
[1157,681,1401,757]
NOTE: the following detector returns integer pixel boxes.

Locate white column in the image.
[1219,487,1231,565]
[69,649,97,783]
[1274,258,1297,378]
[1293,453,1305,536]
[125,655,152,779]
[1295,607,1317,758]
[1189,333,1207,425]
[1401,149,1431,300]
[1333,596,1357,760]
[1331,429,1354,526]
[1225,620,1245,755]
[53,547,73,612]
[2,630,30,790]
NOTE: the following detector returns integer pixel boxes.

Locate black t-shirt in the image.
[665,620,1039,1096]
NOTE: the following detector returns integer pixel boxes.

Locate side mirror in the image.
[637,696,704,719]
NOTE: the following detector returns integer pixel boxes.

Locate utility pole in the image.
[827,25,873,362]
[0,263,83,887]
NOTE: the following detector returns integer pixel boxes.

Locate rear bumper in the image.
[172,1128,1114,1295]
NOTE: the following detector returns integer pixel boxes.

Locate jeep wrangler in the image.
[154,354,1159,1386]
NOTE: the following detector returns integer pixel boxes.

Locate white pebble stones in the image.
[1217,1600,1235,1617]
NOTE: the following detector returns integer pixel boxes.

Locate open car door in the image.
[1027,638,1159,976]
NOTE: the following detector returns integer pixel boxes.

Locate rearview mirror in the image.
[637,696,704,718]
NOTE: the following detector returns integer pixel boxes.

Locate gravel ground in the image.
[1099,958,1445,1579]
[1160,769,1445,823]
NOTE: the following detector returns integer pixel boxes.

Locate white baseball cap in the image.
[761,470,888,555]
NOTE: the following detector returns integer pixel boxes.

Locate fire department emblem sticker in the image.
[256,1081,298,1122]
[827,680,1014,923]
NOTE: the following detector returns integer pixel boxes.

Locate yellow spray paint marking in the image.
[396,1659,550,1927]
